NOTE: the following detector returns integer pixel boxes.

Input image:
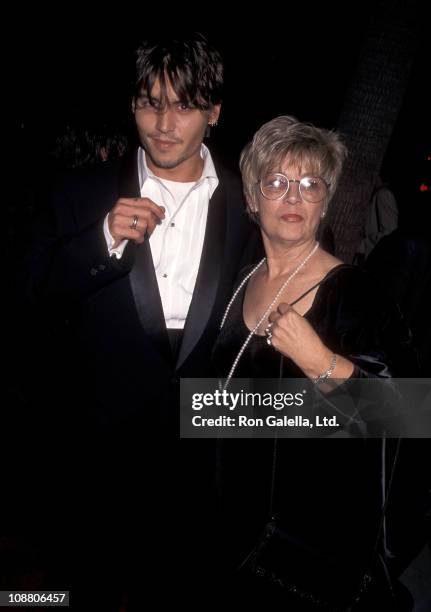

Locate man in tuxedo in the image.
[27,32,259,606]
[30,32,258,421]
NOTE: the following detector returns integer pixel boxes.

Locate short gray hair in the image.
[240,115,348,219]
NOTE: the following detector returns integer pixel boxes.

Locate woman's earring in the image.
[249,206,260,223]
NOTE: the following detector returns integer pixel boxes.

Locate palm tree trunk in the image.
[327,0,419,262]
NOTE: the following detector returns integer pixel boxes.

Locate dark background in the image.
[7,4,429,216]
[2,3,430,604]
[4,0,430,527]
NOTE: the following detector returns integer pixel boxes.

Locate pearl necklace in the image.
[219,241,319,391]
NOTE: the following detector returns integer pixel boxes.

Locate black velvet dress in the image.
[212,264,414,608]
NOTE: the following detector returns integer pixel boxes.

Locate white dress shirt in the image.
[103,144,219,328]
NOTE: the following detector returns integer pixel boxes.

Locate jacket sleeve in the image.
[24,172,136,307]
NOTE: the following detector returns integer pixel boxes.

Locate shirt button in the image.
[170,222,175,227]
[163,273,168,278]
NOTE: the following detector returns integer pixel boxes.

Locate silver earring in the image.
[209,120,218,127]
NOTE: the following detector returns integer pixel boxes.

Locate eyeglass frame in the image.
[256,172,330,203]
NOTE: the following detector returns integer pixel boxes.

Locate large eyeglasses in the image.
[258,173,329,203]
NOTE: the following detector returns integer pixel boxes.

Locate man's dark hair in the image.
[134,32,223,111]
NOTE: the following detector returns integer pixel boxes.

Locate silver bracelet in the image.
[312,353,337,384]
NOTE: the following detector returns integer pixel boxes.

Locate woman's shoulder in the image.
[316,261,394,314]
[320,262,375,289]
[312,250,367,289]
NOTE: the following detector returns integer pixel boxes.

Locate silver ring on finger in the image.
[265,324,273,346]
[264,322,274,336]
[130,214,139,230]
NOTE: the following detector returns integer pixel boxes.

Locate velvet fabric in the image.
[212,263,416,606]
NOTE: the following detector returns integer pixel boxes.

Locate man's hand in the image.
[108,197,165,247]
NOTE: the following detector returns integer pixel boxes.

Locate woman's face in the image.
[255,159,327,247]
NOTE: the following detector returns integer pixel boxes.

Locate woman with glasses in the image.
[215,115,411,384]
[213,116,414,609]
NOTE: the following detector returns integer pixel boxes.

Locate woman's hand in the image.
[268,303,333,378]
[268,303,355,380]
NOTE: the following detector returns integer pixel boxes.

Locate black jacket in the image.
[28,148,261,430]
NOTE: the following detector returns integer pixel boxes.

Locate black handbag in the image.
[235,435,402,611]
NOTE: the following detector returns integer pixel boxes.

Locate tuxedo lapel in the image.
[118,151,171,363]
[129,241,172,363]
[176,179,227,370]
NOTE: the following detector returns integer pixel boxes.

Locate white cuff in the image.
[103,214,128,259]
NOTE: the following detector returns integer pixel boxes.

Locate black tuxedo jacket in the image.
[29,148,261,430]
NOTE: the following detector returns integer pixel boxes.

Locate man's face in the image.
[133,77,220,181]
